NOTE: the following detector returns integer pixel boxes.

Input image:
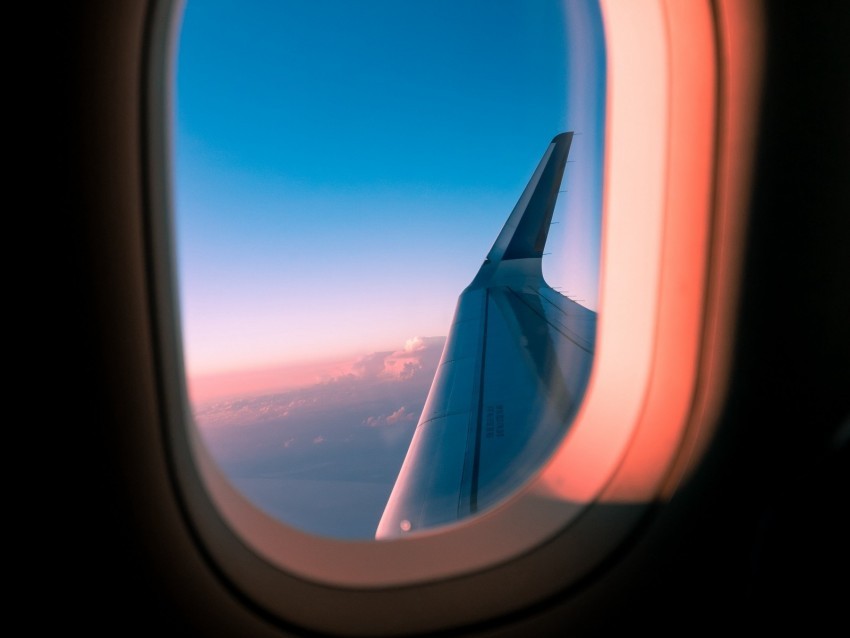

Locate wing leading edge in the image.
[376,132,596,539]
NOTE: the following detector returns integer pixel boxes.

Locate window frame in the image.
[144,0,763,633]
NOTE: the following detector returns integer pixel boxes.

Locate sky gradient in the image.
[174,0,605,383]
[173,1,606,538]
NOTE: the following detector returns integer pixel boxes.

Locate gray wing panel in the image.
[376,133,595,539]
[472,284,595,516]
[375,291,486,536]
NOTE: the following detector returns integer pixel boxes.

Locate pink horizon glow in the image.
[187,335,446,405]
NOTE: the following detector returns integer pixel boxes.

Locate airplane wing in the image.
[376,132,596,538]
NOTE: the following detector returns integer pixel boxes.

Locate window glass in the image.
[175,0,605,539]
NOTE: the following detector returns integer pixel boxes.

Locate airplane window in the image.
[173,0,604,540]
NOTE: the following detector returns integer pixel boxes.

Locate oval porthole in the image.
[147,0,754,632]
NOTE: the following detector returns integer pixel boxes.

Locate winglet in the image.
[486,132,573,263]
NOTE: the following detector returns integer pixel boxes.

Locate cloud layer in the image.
[191,336,446,539]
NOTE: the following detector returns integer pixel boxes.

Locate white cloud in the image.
[386,406,416,424]
[403,336,445,352]
[193,394,318,428]
[364,405,418,427]
[192,336,445,432]
[378,336,446,381]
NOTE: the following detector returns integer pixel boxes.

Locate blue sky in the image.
[173,1,606,538]
[174,0,605,380]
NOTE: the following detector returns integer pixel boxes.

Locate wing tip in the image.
[552,131,574,144]
[485,132,574,263]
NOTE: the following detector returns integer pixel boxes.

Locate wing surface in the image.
[376,132,596,538]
